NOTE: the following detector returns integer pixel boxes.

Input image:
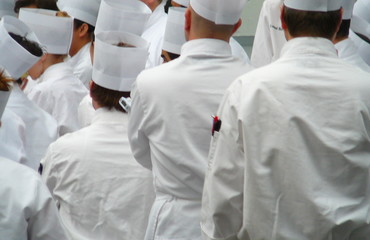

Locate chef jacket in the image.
[335,38,370,72]
[67,42,93,89]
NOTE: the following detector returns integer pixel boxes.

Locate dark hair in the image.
[9,32,43,57]
[164,0,172,13]
[90,81,130,113]
[14,0,58,13]
[283,6,342,40]
[0,71,12,91]
[336,19,351,39]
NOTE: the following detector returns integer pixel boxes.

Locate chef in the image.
[201,0,370,239]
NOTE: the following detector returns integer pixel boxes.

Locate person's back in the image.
[201,1,370,239]
[128,0,253,239]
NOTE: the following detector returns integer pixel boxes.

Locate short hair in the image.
[336,19,351,39]
[283,6,342,40]
[0,71,12,91]
[9,32,43,57]
[90,81,130,113]
[14,0,58,13]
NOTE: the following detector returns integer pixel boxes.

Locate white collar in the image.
[180,38,232,58]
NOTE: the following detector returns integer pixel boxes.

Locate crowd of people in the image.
[0,0,369,239]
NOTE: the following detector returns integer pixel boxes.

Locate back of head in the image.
[14,0,58,13]
[282,0,342,40]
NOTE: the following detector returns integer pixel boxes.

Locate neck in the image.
[333,36,348,44]
[70,38,91,57]
[43,54,65,71]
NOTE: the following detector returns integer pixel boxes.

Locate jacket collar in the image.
[92,107,126,124]
[180,38,232,58]
[280,37,338,59]
[144,1,166,30]
[38,62,73,83]
[68,42,91,66]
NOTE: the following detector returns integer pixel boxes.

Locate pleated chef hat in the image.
[57,0,101,26]
[190,0,247,25]
[19,8,73,55]
[284,0,342,11]
[173,0,190,7]
[163,7,186,55]
[0,0,16,18]
[342,0,356,19]
[95,0,151,36]
[93,31,149,91]
[0,16,41,79]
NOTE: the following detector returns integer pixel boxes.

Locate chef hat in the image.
[342,0,356,19]
[19,8,73,55]
[93,31,149,91]
[0,0,16,18]
[173,0,190,7]
[189,0,247,25]
[57,0,101,26]
[95,0,151,36]
[163,7,186,55]
[284,0,342,11]
[353,0,370,23]
[0,16,41,79]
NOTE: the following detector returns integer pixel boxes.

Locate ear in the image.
[280,5,287,30]
[184,8,191,40]
[231,19,242,35]
[78,23,89,38]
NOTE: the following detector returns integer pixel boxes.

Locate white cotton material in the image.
[162,7,186,55]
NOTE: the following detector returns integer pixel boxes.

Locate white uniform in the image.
[202,37,370,240]
[27,62,88,136]
[335,38,370,72]
[230,37,250,64]
[0,108,27,164]
[349,30,370,66]
[129,39,253,240]
[251,0,286,68]
[0,156,68,240]
[7,84,58,170]
[77,95,95,128]
[67,42,93,89]
[42,108,155,240]
[142,1,168,68]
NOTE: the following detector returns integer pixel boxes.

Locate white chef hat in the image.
[342,0,356,20]
[189,0,247,25]
[19,8,73,55]
[163,7,186,55]
[173,0,190,7]
[353,0,370,23]
[93,31,149,91]
[0,0,16,18]
[57,0,101,27]
[0,16,41,79]
[284,0,342,11]
[95,0,151,36]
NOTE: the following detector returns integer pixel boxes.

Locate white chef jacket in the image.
[77,95,95,128]
[42,108,155,240]
[251,0,286,68]
[230,37,250,64]
[349,30,370,66]
[129,38,253,240]
[67,42,93,89]
[142,1,168,68]
[202,37,370,240]
[0,108,27,164]
[7,84,58,170]
[335,38,370,72]
[27,62,88,136]
[0,156,68,240]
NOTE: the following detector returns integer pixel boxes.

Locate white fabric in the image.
[342,0,356,19]
[230,37,250,64]
[142,1,168,68]
[78,95,95,128]
[0,89,10,120]
[42,108,155,240]
[128,38,253,240]
[57,0,101,26]
[0,108,27,164]
[190,0,247,25]
[27,62,88,136]
[0,156,68,240]
[7,84,58,171]
[0,0,15,18]
[284,0,342,11]
[251,0,286,67]
[173,0,190,7]
[19,8,73,55]
[335,38,370,72]
[67,42,92,89]
[0,16,41,79]
[95,0,151,35]
[93,31,149,91]
[162,7,186,55]
[351,15,370,39]
[353,0,370,23]
[201,37,370,240]
[349,27,370,66]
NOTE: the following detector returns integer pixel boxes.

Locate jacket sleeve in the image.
[128,82,153,170]
[201,82,245,240]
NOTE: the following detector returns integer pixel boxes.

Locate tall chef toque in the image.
[284,0,342,11]
[189,0,247,25]
[95,0,151,36]
[93,31,149,92]
[0,16,42,79]
[342,0,356,20]
[57,0,101,27]
[163,7,186,55]
[19,8,73,55]
[0,0,16,18]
